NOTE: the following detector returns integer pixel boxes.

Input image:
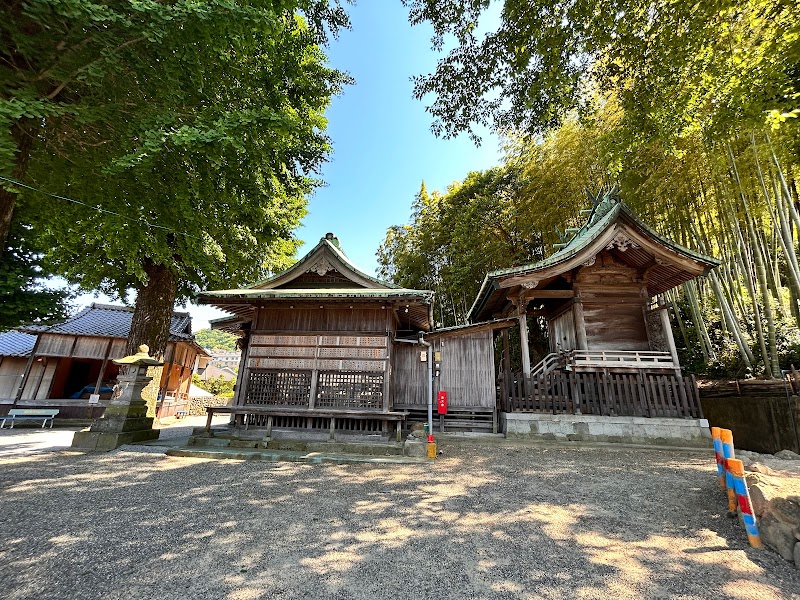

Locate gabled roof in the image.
[468,198,720,322]
[0,330,37,357]
[253,233,400,290]
[17,303,196,343]
[199,234,435,330]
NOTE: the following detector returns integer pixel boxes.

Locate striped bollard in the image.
[728,458,763,548]
[711,426,725,488]
[720,429,737,516]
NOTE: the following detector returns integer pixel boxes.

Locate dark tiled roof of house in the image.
[18,303,194,341]
[0,330,37,357]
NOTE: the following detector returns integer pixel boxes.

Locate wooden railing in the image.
[500,369,702,419]
[570,350,676,370]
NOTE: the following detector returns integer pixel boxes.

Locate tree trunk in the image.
[126,260,179,358]
[0,120,36,259]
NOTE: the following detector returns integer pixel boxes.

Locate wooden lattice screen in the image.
[316,372,384,410]
[247,370,312,406]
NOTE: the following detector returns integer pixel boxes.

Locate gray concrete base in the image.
[71,428,160,451]
[502,413,712,448]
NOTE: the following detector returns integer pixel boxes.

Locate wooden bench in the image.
[205,405,408,442]
[1,408,59,429]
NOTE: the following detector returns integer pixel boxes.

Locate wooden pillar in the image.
[159,343,176,401]
[308,335,320,409]
[382,335,391,412]
[501,328,512,378]
[573,297,588,351]
[517,308,531,381]
[232,330,251,407]
[232,329,251,428]
[14,335,41,405]
[94,338,114,394]
[660,307,680,367]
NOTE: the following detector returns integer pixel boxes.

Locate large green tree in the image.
[2,1,350,354]
[404,0,800,141]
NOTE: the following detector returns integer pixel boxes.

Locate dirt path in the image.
[0,441,798,599]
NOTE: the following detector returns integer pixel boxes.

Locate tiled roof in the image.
[18,303,194,341]
[0,330,37,357]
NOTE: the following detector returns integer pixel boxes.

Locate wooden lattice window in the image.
[316,372,384,410]
[247,370,311,406]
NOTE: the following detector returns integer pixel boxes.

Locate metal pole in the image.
[417,332,433,439]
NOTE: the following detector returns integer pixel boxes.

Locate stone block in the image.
[760,513,797,560]
[404,438,427,458]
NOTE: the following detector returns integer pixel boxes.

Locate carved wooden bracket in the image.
[305,256,335,276]
[605,232,640,251]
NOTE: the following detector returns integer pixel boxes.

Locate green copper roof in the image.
[467,197,720,322]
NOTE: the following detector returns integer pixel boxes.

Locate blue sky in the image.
[78,2,503,329]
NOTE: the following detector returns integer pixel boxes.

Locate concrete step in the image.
[188,437,233,448]
[265,439,404,456]
[165,446,430,465]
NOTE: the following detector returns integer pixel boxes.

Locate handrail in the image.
[529,351,573,381]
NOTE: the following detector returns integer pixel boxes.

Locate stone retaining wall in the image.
[502,413,712,447]
[187,395,232,416]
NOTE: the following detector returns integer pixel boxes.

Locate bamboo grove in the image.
[377,107,800,379]
[382,0,800,379]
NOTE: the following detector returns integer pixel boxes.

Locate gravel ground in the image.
[1,441,799,600]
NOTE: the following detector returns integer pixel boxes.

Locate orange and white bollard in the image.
[728,458,762,548]
[711,426,725,488]
[720,429,737,516]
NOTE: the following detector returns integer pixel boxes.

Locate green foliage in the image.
[380,102,800,377]
[192,372,234,397]
[405,0,800,142]
[0,224,71,330]
[2,2,352,330]
[194,328,238,351]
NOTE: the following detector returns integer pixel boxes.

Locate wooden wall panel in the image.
[72,337,112,359]
[255,308,390,332]
[390,343,427,408]
[390,331,496,409]
[583,301,649,351]
[109,340,127,360]
[37,334,75,357]
[34,360,57,400]
[0,357,25,400]
[435,331,495,408]
[550,308,577,352]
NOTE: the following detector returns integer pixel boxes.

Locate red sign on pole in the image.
[437,390,448,414]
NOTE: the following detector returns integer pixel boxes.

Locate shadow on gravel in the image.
[0,445,798,600]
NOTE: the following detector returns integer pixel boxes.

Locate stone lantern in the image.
[71,345,163,451]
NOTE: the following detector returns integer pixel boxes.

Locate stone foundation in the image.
[502,413,712,447]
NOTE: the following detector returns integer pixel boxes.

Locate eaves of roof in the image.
[199,287,434,302]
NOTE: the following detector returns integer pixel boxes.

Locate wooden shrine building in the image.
[199,233,437,439]
[468,193,719,421]
[0,303,207,419]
